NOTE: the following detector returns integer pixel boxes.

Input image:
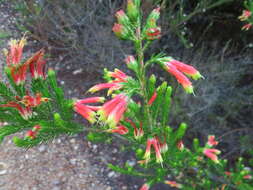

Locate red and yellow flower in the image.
[125,118,144,140]
[0,101,32,120]
[74,97,105,124]
[21,93,49,107]
[165,180,182,189]
[4,37,26,66]
[98,94,128,128]
[143,137,163,164]
[107,125,129,135]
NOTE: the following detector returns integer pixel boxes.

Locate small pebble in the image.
[73,69,83,75]
[0,162,7,175]
[108,171,115,178]
[38,145,46,152]
[70,159,77,165]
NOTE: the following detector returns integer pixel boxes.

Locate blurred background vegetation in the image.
[3,0,253,163]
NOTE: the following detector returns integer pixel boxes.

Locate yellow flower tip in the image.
[184,86,194,94]
[99,97,105,103]
[87,87,97,94]
[107,119,117,128]
[19,37,27,47]
[41,97,51,102]
[107,89,114,96]
[88,118,96,124]
[88,113,97,124]
[192,72,204,80]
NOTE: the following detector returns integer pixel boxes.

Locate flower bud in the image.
[125,55,138,72]
[127,0,139,22]
[115,10,130,26]
[54,113,65,127]
[112,23,130,40]
[145,7,160,29]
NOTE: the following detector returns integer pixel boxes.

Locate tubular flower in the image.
[143,137,163,164]
[25,49,46,79]
[74,97,105,124]
[146,27,161,40]
[88,69,129,95]
[115,10,130,25]
[168,59,203,80]
[207,135,218,147]
[0,102,32,120]
[112,23,129,40]
[88,82,122,94]
[76,97,105,104]
[107,125,129,135]
[10,63,29,85]
[239,10,251,21]
[203,148,221,163]
[125,118,143,140]
[148,91,157,105]
[21,93,49,107]
[5,37,26,66]
[242,23,252,30]
[163,62,194,94]
[32,125,41,132]
[74,103,96,124]
[139,183,150,190]
[108,69,128,82]
[29,52,47,79]
[165,180,182,189]
[98,94,128,128]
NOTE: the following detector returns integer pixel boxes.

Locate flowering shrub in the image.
[239,0,253,30]
[0,0,253,189]
[0,37,83,147]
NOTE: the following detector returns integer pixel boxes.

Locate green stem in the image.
[135,26,153,131]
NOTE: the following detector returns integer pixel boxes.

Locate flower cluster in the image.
[74,70,131,129]
[3,37,47,85]
[239,1,253,31]
[157,57,203,93]
[0,37,51,141]
[203,135,220,163]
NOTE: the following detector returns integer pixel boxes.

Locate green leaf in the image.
[161,86,172,126]
[147,74,156,98]
[0,125,22,143]
[152,81,167,121]
[174,123,187,143]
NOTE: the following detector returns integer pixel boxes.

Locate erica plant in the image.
[0,0,252,189]
[0,36,83,147]
[239,0,253,30]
